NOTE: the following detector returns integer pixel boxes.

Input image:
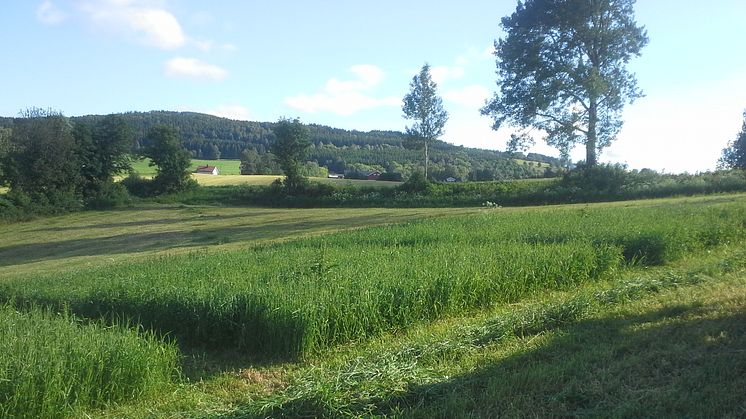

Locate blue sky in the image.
[2,1,745,173]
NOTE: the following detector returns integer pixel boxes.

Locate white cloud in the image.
[81,0,186,49]
[285,65,399,116]
[444,85,491,108]
[430,65,465,84]
[164,57,228,80]
[181,105,252,121]
[36,1,67,25]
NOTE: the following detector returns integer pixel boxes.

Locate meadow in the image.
[129,158,400,188]
[1,194,745,417]
[1,196,743,360]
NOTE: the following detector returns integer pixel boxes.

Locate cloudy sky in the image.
[2,1,745,173]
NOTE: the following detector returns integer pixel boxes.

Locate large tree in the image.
[143,125,193,194]
[482,0,648,166]
[719,110,746,170]
[271,118,311,192]
[1,108,81,205]
[402,63,448,178]
[74,115,135,198]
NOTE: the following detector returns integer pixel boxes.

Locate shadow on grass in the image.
[384,303,746,418]
[30,211,268,232]
[0,214,387,267]
[251,302,746,418]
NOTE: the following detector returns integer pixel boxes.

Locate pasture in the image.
[1,194,745,417]
[129,158,401,188]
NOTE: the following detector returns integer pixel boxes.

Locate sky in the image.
[2,0,746,173]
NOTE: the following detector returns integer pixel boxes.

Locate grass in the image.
[3,194,746,417]
[129,158,401,188]
[0,304,179,419]
[0,205,472,278]
[191,174,400,188]
[2,195,743,360]
[94,228,746,418]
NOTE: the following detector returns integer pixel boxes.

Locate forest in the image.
[32,111,561,181]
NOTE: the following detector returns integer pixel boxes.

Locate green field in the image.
[1,194,745,417]
[129,158,400,188]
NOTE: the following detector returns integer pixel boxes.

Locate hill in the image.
[66,111,561,181]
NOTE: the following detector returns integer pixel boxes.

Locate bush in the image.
[121,172,155,197]
[84,181,132,209]
[398,171,433,194]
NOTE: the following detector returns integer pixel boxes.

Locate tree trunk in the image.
[586,94,598,167]
[424,141,429,178]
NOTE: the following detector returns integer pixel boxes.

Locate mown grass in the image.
[192,174,400,188]
[0,205,471,278]
[2,197,743,360]
[0,304,179,419]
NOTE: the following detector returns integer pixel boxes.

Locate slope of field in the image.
[2,194,745,418]
[0,205,473,278]
[2,195,744,359]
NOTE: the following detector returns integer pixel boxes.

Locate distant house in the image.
[328,173,345,179]
[195,165,219,175]
[366,171,382,180]
[445,177,458,183]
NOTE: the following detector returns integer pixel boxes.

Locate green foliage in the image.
[142,125,195,194]
[74,114,135,204]
[402,64,449,178]
[1,199,742,360]
[0,304,178,419]
[397,171,433,194]
[239,148,281,175]
[0,109,81,208]
[271,118,312,192]
[719,109,746,170]
[72,111,562,181]
[0,127,10,183]
[483,0,648,166]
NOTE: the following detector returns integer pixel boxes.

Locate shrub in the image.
[398,171,433,194]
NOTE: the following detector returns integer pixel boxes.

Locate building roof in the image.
[195,165,218,172]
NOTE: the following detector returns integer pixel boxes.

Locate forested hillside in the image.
[2,111,562,180]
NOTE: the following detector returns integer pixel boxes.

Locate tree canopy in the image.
[271,118,311,192]
[482,0,648,166]
[143,125,193,194]
[1,109,81,206]
[402,64,449,178]
[719,110,746,170]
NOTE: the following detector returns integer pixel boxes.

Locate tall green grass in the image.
[1,199,744,359]
[0,305,179,419]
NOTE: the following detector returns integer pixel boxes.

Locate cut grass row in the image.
[2,198,744,360]
[0,305,178,419]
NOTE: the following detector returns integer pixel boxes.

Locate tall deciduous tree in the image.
[719,110,746,170]
[482,0,648,166]
[74,115,135,198]
[143,125,193,194]
[271,118,311,192]
[402,64,448,178]
[1,108,81,206]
